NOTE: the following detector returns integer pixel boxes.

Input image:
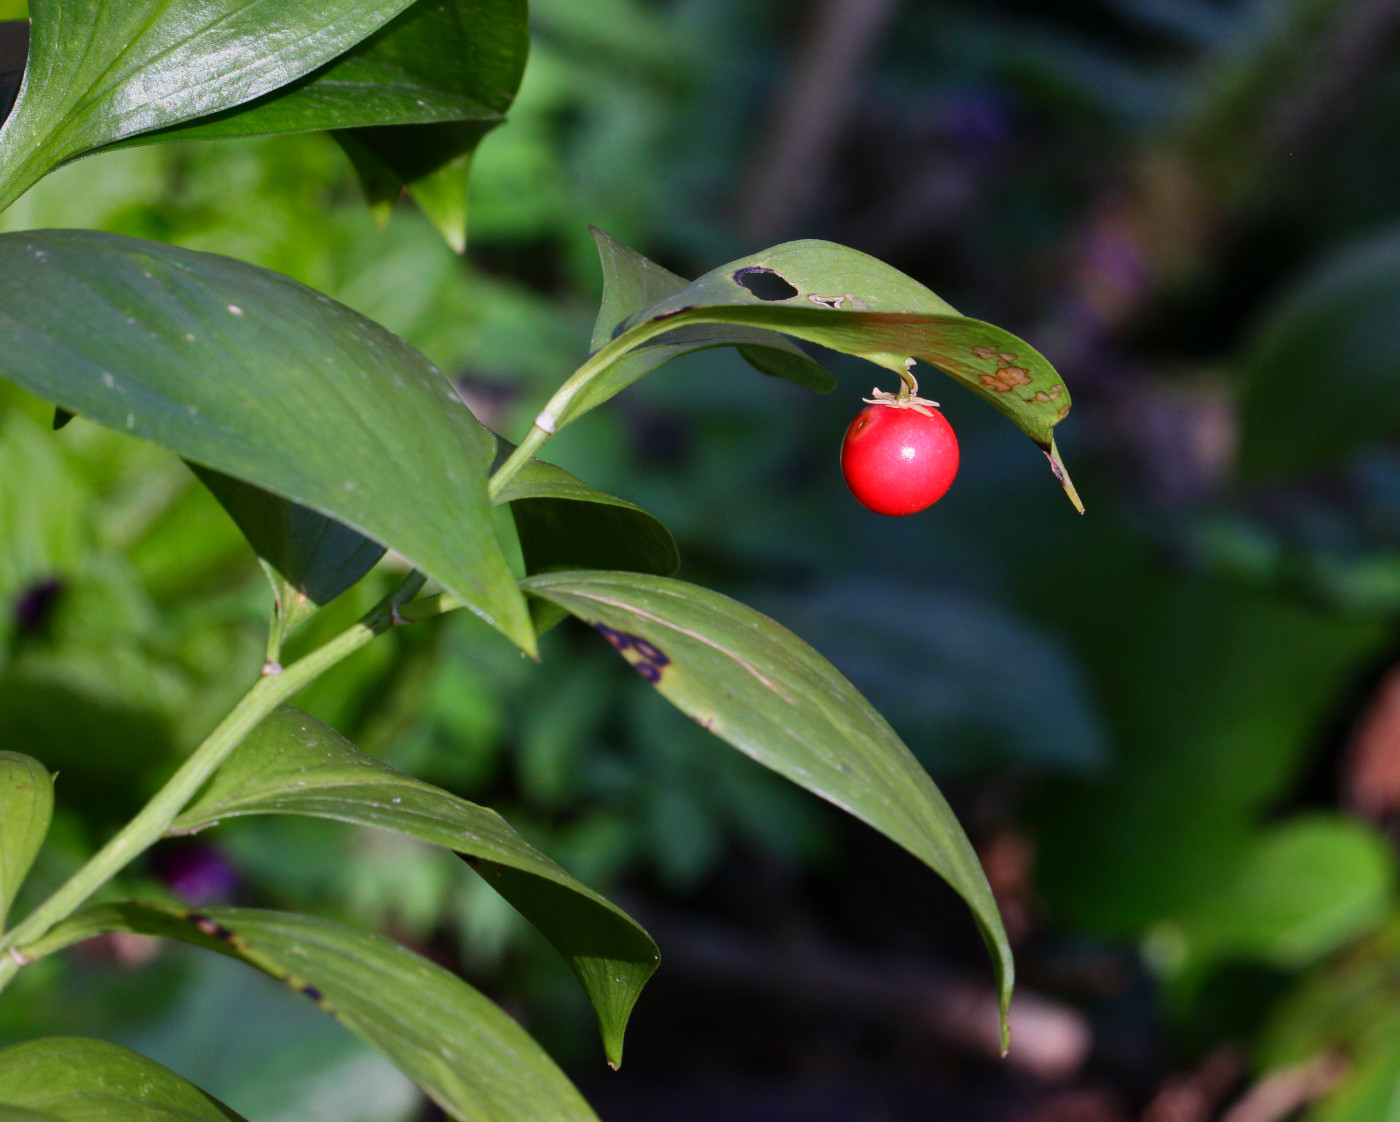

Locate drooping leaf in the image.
[189,467,386,644]
[170,705,659,1068]
[519,569,1014,1044]
[1239,225,1400,479]
[0,229,534,653]
[110,0,530,252]
[0,751,51,931]
[0,1036,247,1122]
[558,236,1080,510]
[32,903,601,1122]
[585,227,835,401]
[0,0,418,212]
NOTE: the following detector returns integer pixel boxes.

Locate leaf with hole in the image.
[561,237,1080,511]
[31,903,601,1122]
[169,705,659,1068]
[520,569,1014,1045]
[579,227,835,410]
[0,0,419,211]
[0,1036,247,1121]
[0,229,533,652]
[0,751,51,931]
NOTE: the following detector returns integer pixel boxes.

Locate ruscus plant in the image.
[0,3,1080,1119]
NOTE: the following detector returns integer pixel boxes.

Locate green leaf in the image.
[0,0,419,211]
[562,236,1080,510]
[111,0,530,252]
[0,1036,247,1121]
[498,454,680,578]
[169,705,659,1068]
[0,229,534,653]
[1149,816,1394,992]
[519,569,1014,1045]
[587,226,835,399]
[189,467,386,644]
[33,904,601,1122]
[1239,225,1400,479]
[0,751,51,932]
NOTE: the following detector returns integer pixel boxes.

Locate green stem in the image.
[0,571,434,991]
[485,320,682,501]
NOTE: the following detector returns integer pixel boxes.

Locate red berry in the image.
[841,403,959,515]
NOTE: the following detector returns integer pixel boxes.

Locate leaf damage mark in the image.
[732,266,799,302]
[1025,383,1065,404]
[594,623,671,682]
[807,292,864,310]
[980,367,1031,393]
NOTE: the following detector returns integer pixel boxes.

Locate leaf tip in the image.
[1045,439,1085,514]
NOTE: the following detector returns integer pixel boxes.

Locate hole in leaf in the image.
[733,266,799,301]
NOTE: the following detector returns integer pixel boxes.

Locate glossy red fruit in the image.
[841,403,959,515]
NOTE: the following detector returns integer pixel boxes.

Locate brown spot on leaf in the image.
[980,367,1032,392]
[972,345,999,361]
[1058,404,1071,418]
[998,352,1017,363]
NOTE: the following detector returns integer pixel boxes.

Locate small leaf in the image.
[0,0,419,211]
[520,570,1014,1045]
[0,1036,247,1121]
[0,751,51,932]
[497,452,680,578]
[0,230,534,653]
[33,904,602,1122]
[190,467,386,642]
[1169,815,1394,976]
[565,236,1080,511]
[170,706,659,1069]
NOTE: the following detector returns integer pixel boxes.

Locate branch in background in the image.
[648,909,1090,1080]
[738,0,901,242]
[1218,1054,1349,1122]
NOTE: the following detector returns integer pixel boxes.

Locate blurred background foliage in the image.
[5,0,1400,1118]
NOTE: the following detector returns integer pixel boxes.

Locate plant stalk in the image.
[0,572,433,993]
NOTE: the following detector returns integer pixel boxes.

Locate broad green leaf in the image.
[0,1036,247,1121]
[113,0,530,252]
[33,903,601,1122]
[519,570,1014,1044]
[0,0,419,212]
[1239,226,1400,479]
[0,751,51,931]
[0,230,534,652]
[189,467,386,644]
[170,705,659,1068]
[562,237,1080,511]
[586,227,835,400]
